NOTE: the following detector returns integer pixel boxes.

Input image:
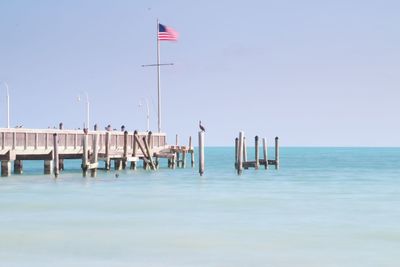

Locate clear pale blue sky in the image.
[0,0,399,146]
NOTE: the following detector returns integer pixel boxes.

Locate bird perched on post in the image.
[199,120,205,132]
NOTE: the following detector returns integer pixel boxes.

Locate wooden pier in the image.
[0,128,194,177]
[235,131,279,174]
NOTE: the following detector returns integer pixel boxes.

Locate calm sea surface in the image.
[1,147,399,267]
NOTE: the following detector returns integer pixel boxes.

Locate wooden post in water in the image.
[275,136,279,170]
[182,148,187,168]
[243,136,248,169]
[82,133,89,177]
[175,134,180,167]
[189,136,194,168]
[105,131,111,170]
[114,159,122,171]
[143,136,156,170]
[134,133,149,170]
[14,160,23,174]
[1,161,11,177]
[235,137,238,170]
[122,131,128,169]
[262,138,268,169]
[237,131,244,175]
[255,136,259,170]
[53,133,60,178]
[131,130,138,170]
[44,160,53,175]
[198,131,205,176]
[90,134,99,177]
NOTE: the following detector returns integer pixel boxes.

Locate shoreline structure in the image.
[0,127,194,177]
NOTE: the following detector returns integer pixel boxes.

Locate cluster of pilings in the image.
[235,131,279,175]
[156,134,195,169]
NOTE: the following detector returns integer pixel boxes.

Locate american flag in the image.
[158,23,178,41]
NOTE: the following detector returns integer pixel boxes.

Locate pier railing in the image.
[0,128,167,160]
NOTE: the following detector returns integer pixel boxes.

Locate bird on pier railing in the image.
[199,120,205,132]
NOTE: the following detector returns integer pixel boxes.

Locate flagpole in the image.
[157,18,161,133]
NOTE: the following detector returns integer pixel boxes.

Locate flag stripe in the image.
[158,23,178,41]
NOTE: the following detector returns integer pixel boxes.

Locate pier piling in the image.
[255,136,259,170]
[14,160,23,174]
[198,131,205,176]
[90,134,99,177]
[1,161,11,177]
[82,133,88,177]
[275,137,279,170]
[122,131,128,169]
[237,131,244,175]
[44,160,53,175]
[130,130,138,170]
[189,136,194,167]
[53,133,60,178]
[105,131,111,170]
[262,138,268,169]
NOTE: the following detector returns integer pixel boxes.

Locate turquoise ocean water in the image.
[1,147,399,267]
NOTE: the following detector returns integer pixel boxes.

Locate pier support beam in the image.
[44,160,53,175]
[90,134,99,177]
[53,133,60,178]
[82,133,89,177]
[14,160,23,174]
[122,131,128,169]
[1,161,11,177]
[105,131,111,170]
[114,160,123,171]
[59,159,64,171]
[130,130,138,170]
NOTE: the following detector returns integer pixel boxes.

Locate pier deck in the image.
[0,128,170,176]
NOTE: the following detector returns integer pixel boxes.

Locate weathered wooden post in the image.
[235,137,238,170]
[1,161,11,177]
[175,134,180,167]
[182,148,187,168]
[122,131,128,169]
[143,136,156,170]
[189,136,194,168]
[58,124,65,170]
[105,131,111,170]
[237,131,244,175]
[53,133,60,178]
[243,136,247,167]
[198,131,205,176]
[130,130,137,170]
[275,136,279,170]
[262,138,268,169]
[14,160,23,174]
[44,160,53,175]
[82,133,89,177]
[134,133,149,170]
[255,136,259,170]
[148,131,153,149]
[90,134,99,177]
